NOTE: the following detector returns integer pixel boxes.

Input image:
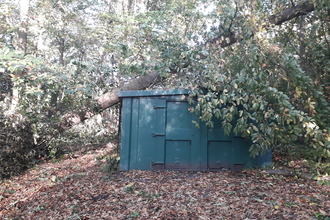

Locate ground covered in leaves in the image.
[0,144,329,220]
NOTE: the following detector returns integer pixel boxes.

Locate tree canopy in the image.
[0,0,330,174]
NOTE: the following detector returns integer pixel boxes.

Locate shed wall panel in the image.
[118,90,271,171]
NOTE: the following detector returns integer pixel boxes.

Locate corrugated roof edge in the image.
[118,89,190,98]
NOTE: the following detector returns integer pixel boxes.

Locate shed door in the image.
[206,117,247,170]
[208,141,232,170]
[165,101,199,169]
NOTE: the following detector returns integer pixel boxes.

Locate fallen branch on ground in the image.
[261,169,315,180]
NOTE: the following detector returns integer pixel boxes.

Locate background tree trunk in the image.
[18,0,29,54]
[11,0,30,113]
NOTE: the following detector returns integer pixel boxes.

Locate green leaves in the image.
[189,32,330,166]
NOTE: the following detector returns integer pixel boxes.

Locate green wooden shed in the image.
[118,89,271,171]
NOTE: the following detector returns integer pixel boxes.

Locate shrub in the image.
[0,112,46,179]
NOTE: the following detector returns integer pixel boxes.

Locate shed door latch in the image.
[154,105,166,109]
[153,133,165,137]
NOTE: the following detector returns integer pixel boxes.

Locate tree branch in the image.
[261,169,315,180]
[211,1,315,47]
[269,1,314,25]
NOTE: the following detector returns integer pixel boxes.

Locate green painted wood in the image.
[119,89,271,171]
[200,120,208,170]
[208,118,232,141]
[129,98,140,169]
[165,101,200,170]
[119,98,132,170]
[135,98,156,169]
[154,99,166,165]
[207,141,232,170]
[165,140,191,169]
[118,89,189,98]
[166,101,192,140]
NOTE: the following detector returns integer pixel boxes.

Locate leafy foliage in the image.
[0,109,45,179]
[179,1,330,174]
[0,0,330,177]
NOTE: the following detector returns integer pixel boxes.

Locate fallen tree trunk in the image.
[55,1,316,132]
[55,71,160,131]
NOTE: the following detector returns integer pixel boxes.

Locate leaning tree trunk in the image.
[55,71,160,131]
[54,1,316,132]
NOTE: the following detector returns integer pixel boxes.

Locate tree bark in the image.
[269,1,314,25]
[18,0,30,54]
[58,37,65,66]
[210,1,315,49]
[12,0,30,113]
[54,1,316,132]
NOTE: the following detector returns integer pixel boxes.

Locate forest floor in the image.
[0,143,329,220]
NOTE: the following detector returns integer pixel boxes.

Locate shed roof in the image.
[118,89,189,98]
